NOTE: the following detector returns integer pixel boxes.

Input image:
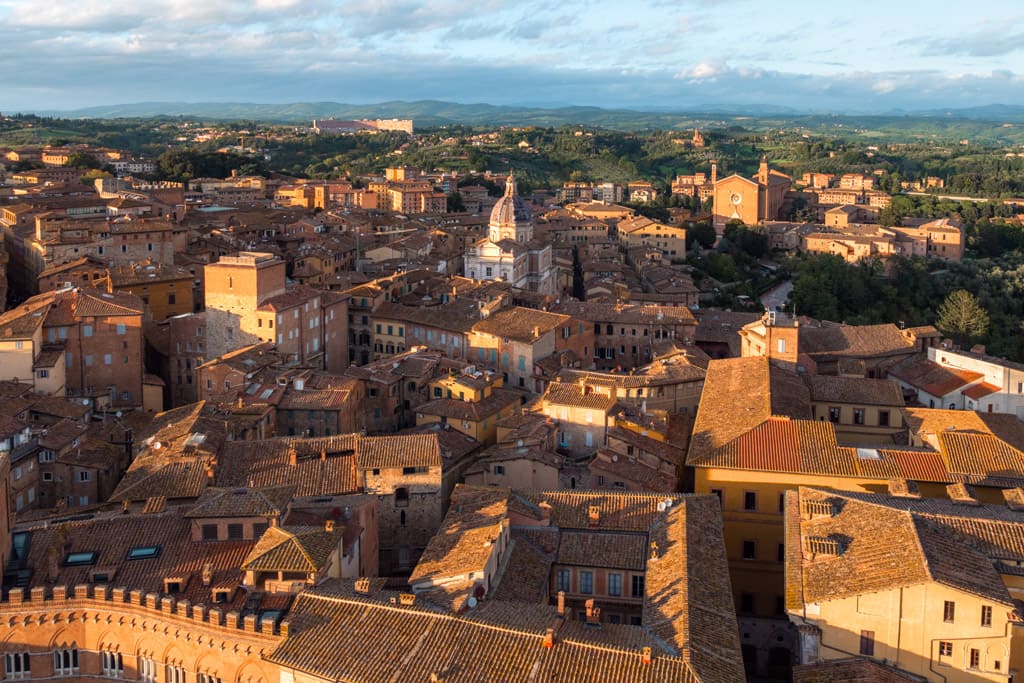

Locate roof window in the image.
[64,551,97,566]
[126,546,161,560]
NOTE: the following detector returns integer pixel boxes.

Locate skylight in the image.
[126,546,161,560]
[64,551,97,566]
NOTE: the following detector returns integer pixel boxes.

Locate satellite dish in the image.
[467,596,478,609]
[81,398,90,406]
[657,502,667,512]
[115,411,123,418]
[153,441,162,450]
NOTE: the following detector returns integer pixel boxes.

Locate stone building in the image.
[464,174,554,295]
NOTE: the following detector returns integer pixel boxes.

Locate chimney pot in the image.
[557,591,565,616]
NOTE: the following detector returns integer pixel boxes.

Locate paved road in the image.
[760,280,793,312]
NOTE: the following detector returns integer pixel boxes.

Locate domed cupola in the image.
[488,173,533,242]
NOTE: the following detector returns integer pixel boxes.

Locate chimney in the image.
[584,599,601,626]
[46,544,60,583]
[710,161,717,185]
[587,505,600,528]
[640,647,652,665]
[287,443,297,466]
[533,326,540,339]
[201,562,212,587]
[542,627,555,648]
[121,499,130,513]
[325,520,335,532]
[557,591,566,616]
[320,449,327,462]
[539,501,552,524]
[354,577,371,594]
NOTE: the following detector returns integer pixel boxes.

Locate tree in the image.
[687,222,717,250]
[447,191,465,213]
[935,290,989,345]
[64,152,101,169]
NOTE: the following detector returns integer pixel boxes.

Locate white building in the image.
[930,346,1024,418]
[464,174,554,295]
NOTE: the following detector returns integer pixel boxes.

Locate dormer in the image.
[804,535,845,560]
[947,482,980,506]
[800,498,836,521]
[887,479,921,499]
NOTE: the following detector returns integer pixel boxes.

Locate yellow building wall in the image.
[694,467,949,619]
[806,583,1013,682]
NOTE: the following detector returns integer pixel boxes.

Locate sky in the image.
[2,0,1024,113]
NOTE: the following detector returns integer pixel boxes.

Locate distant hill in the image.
[29,100,1024,133]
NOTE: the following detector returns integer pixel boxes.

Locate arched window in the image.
[4,653,30,679]
[395,487,409,507]
[101,650,124,678]
[53,647,78,676]
[139,655,157,683]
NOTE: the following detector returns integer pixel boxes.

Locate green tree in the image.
[447,191,465,212]
[935,290,990,345]
[64,151,101,169]
[687,222,717,250]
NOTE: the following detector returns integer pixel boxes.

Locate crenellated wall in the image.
[0,584,284,683]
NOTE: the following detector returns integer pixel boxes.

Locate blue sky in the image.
[2,0,1023,113]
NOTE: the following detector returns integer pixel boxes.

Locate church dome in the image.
[489,174,532,230]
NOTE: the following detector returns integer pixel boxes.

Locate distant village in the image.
[0,125,1023,683]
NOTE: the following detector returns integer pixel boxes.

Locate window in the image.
[64,551,97,566]
[166,665,186,683]
[777,338,786,353]
[127,546,160,560]
[395,487,410,507]
[399,510,406,527]
[5,652,30,679]
[101,651,123,677]
[853,408,865,425]
[778,543,786,563]
[742,540,756,560]
[201,523,218,541]
[104,353,112,365]
[711,488,723,505]
[197,674,221,683]
[140,657,157,683]
[739,592,754,614]
[168,294,176,305]
[116,324,126,335]
[743,491,757,511]
[54,648,78,676]
[83,325,93,337]
[227,523,244,540]
[631,575,645,597]
[981,604,992,627]
[493,465,505,475]
[943,600,955,623]
[969,648,980,670]
[556,569,571,593]
[828,406,841,423]
[37,369,49,379]
[878,410,890,427]
[579,570,594,594]
[608,573,622,597]
[938,641,952,657]
[43,472,53,482]
[78,470,91,482]
[859,630,875,657]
